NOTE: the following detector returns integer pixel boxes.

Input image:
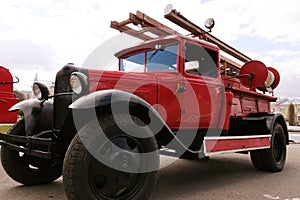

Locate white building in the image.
[271,98,300,125]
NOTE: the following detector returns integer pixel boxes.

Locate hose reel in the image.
[239,60,280,93]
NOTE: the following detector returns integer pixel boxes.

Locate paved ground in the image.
[288,126,300,132]
[290,132,300,144]
[0,135,299,200]
[151,144,300,200]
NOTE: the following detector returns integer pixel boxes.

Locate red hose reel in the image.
[239,60,280,92]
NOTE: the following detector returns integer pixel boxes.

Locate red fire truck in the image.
[0,66,19,123]
[0,5,287,200]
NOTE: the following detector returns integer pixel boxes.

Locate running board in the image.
[204,135,271,156]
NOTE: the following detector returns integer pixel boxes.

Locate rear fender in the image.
[9,99,53,136]
[266,113,289,144]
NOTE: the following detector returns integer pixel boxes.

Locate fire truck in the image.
[0,5,287,200]
[0,66,19,123]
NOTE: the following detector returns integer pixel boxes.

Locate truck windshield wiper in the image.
[147,44,165,61]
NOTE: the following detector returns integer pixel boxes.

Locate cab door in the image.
[180,43,223,130]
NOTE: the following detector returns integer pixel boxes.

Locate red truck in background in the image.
[0,5,288,200]
[0,66,19,123]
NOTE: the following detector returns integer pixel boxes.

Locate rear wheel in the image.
[1,120,62,185]
[250,123,286,172]
[63,114,159,200]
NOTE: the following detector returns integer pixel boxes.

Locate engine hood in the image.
[87,69,158,106]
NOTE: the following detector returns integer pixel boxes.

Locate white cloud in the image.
[0,0,299,98]
[267,50,300,57]
[0,37,58,69]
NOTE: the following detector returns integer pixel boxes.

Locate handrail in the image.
[0,76,20,84]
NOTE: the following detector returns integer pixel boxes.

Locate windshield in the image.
[120,44,178,72]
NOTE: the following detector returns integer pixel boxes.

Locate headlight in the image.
[70,74,82,94]
[70,72,88,94]
[32,82,49,100]
[33,84,42,99]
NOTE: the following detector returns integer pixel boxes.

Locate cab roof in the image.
[114,34,219,58]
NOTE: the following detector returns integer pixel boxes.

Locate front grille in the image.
[53,64,79,131]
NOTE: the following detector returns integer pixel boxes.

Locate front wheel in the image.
[250,123,287,172]
[63,114,159,200]
[1,120,62,185]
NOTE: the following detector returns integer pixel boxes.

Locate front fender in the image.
[69,89,160,124]
[69,90,206,152]
[69,89,151,110]
[9,99,53,136]
[69,90,174,145]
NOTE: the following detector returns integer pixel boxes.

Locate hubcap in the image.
[88,136,145,199]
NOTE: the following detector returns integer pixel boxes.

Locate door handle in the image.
[176,84,186,93]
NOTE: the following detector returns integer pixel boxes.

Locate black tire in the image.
[179,151,199,159]
[63,114,159,200]
[1,119,62,185]
[179,151,208,160]
[250,123,286,172]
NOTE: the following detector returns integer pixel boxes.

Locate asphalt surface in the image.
[0,134,299,200]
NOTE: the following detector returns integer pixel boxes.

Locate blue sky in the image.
[0,0,299,98]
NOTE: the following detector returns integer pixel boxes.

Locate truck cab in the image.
[87,35,222,131]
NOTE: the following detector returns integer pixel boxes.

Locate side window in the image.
[185,43,218,78]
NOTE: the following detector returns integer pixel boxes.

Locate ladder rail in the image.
[164,8,252,63]
[110,7,250,69]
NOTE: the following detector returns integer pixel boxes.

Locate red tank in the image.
[0,66,19,123]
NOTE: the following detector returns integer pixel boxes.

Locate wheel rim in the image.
[272,133,284,164]
[88,136,146,199]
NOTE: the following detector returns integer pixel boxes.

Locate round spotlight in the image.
[164,4,173,15]
[204,18,215,30]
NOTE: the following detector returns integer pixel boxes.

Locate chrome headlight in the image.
[70,72,88,94]
[32,82,49,100]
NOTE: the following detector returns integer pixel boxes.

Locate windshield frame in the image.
[118,39,179,73]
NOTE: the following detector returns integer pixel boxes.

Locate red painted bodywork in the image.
[0,66,19,123]
[204,136,271,155]
[87,35,276,133]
